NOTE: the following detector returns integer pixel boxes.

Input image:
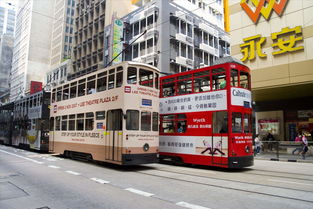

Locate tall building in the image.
[70,0,137,79]
[50,0,76,69]
[103,0,230,74]
[0,4,15,101]
[0,5,15,35]
[229,0,313,141]
[10,0,55,101]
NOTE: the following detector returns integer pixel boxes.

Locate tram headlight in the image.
[143,143,149,152]
[245,145,250,153]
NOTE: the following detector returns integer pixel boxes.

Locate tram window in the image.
[244,113,251,133]
[127,67,137,84]
[177,79,192,95]
[61,115,68,131]
[212,74,226,90]
[108,74,115,90]
[55,116,61,131]
[85,112,94,130]
[152,112,159,131]
[76,113,84,130]
[97,76,107,92]
[96,111,105,120]
[63,87,69,100]
[139,69,153,87]
[39,96,42,105]
[68,114,75,130]
[87,80,96,94]
[30,98,33,108]
[52,90,56,103]
[116,71,123,88]
[177,114,187,133]
[194,76,210,92]
[50,117,54,131]
[213,111,228,133]
[126,110,139,130]
[162,82,175,97]
[78,82,86,97]
[70,82,77,98]
[57,89,62,102]
[240,71,250,89]
[141,111,151,131]
[161,115,175,133]
[155,73,159,89]
[231,69,239,87]
[232,112,242,133]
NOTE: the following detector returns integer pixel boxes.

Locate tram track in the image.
[136,167,313,204]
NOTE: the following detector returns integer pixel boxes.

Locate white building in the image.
[10,0,55,101]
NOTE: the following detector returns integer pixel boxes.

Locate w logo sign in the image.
[240,0,289,24]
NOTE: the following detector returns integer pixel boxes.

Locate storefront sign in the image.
[112,19,124,65]
[258,119,279,134]
[240,26,304,62]
[298,110,313,118]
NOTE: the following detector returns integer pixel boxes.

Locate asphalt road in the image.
[1,145,312,209]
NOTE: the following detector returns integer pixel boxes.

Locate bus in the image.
[11,91,51,151]
[0,102,14,145]
[159,60,253,168]
[49,62,160,165]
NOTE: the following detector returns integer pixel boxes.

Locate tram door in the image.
[106,109,123,162]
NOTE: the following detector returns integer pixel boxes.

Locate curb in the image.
[255,157,313,163]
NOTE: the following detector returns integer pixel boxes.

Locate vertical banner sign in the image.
[112,19,124,65]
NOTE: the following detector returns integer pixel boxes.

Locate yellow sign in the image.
[240,26,304,62]
[240,34,266,61]
[272,26,304,55]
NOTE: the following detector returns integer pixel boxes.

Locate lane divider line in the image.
[0,149,44,164]
[65,170,80,175]
[48,165,60,169]
[176,202,211,209]
[268,179,312,186]
[125,188,154,197]
[90,177,110,184]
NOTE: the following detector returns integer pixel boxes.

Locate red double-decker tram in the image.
[159,60,253,168]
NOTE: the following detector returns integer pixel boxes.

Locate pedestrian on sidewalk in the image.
[292,133,303,155]
[266,132,275,151]
[300,134,309,160]
[254,134,262,156]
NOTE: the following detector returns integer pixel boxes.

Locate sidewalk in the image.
[254,152,313,163]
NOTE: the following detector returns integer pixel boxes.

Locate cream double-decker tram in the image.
[50,62,160,165]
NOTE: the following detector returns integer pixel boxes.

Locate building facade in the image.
[229,0,313,141]
[50,0,76,69]
[104,0,230,74]
[10,0,55,101]
[70,0,137,79]
[0,4,15,99]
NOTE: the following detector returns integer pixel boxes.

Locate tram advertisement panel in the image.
[160,90,227,114]
[160,136,228,157]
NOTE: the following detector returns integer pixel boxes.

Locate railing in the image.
[254,140,313,161]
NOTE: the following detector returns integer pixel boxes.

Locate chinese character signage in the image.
[240,0,289,24]
[30,81,42,95]
[112,19,124,65]
[160,90,227,114]
[240,26,304,62]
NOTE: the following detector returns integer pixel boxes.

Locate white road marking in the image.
[176,202,211,209]
[125,188,154,197]
[90,178,110,184]
[0,149,44,164]
[65,170,80,175]
[268,179,312,186]
[48,165,60,169]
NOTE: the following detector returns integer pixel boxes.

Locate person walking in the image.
[301,134,309,160]
[266,132,275,151]
[254,134,262,156]
[292,133,303,155]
